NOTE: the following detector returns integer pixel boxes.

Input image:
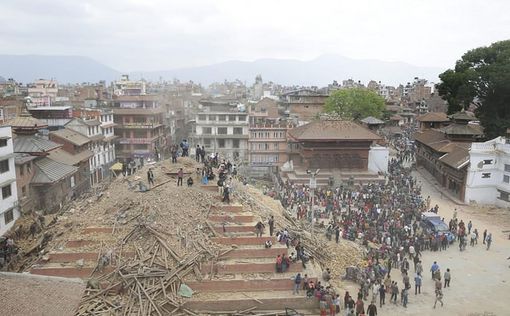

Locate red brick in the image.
[45,252,135,263]
[218,205,243,212]
[201,185,218,192]
[214,226,255,234]
[66,240,98,248]
[30,267,114,279]
[212,236,276,246]
[184,296,319,312]
[202,262,302,274]
[186,278,317,292]
[220,248,288,259]
[208,215,253,223]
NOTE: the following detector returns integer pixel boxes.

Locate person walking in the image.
[378,284,385,308]
[147,168,155,186]
[430,261,439,279]
[390,282,399,305]
[444,268,451,288]
[467,220,472,234]
[293,273,302,295]
[414,273,422,294]
[177,168,183,186]
[433,289,444,308]
[483,229,487,244]
[486,233,492,250]
[402,288,409,308]
[367,301,378,316]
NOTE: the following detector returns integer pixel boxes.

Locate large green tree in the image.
[323,87,385,120]
[437,40,510,139]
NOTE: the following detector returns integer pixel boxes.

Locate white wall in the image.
[368,145,389,174]
[0,126,20,236]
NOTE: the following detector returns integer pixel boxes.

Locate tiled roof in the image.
[50,128,90,146]
[32,157,77,184]
[14,153,37,165]
[449,111,475,121]
[439,145,470,169]
[288,120,381,141]
[83,119,101,126]
[414,129,471,153]
[47,148,93,165]
[361,116,385,125]
[2,114,48,129]
[416,112,449,122]
[13,135,61,154]
[390,115,403,121]
[441,123,484,136]
[1,272,85,316]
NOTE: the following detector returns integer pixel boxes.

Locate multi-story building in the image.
[112,75,146,96]
[281,89,329,122]
[28,79,59,107]
[28,105,73,133]
[465,137,510,207]
[112,95,166,161]
[193,100,249,161]
[0,126,20,236]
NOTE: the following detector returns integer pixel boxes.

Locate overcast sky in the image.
[0,0,509,72]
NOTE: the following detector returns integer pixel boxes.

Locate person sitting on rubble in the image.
[265,240,272,248]
[289,252,297,262]
[323,268,332,282]
[187,176,194,187]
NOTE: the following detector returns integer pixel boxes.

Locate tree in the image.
[437,40,510,139]
[323,88,385,120]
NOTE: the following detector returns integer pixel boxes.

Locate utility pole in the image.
[308,169,319,237]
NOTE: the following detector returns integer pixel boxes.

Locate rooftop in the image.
[50,128,90,146]
[13,135,61,154]
[361,116,385,125]
[47,148,94,165]
[439,145,470,169]
[440,123,484,136]
[288,119,381,141]
[32,157,78,184]
[416,112,449,122]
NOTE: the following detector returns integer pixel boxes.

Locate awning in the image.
[110,162,123,171]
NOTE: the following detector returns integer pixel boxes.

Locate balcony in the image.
[198,134,248,139]
[117,122,163,129]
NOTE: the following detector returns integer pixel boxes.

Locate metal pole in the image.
[311,183,314,237]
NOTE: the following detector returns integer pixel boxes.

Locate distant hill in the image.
[0,55,120,84]
[0,54,443,86]
[0,76,5,83]
[131,54,443,86]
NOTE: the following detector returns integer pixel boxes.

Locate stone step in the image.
[186,278,317,292]
[202,262,302,274]
[201,185,218,192]
[219,248,288,259]
[212,236,276,246]
[184,294,319,312]
[30,266,115,279]
[214,225,257,234]
[212,204,244,213]
[43,252,135,263]
[66,240,99,248]
[209,215,254,223]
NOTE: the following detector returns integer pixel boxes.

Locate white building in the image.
[112,75,146,96]
[0,126,20,236]
[28,79,59,107]
[465,137,510,207]
[192,101,249,161]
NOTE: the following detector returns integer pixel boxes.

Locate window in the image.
[232,139,240,148]
[203,139,211,147]
[233,127,243,135]
[4,208,14,224]
[217,127,228,135]
[218,115,226,121]
[0,138,7,147]
[274,143,278,149]
[505,164,510,172]
[483,159,493,165]
[0,159,9,173]
[504,175,510,183]
[218,139,225,148]
[482,173,491,178]
[202,127,212,135]
[238,115,246,122]
[198,114,206,121]
[499,190,510,202]
[2,184,12,199]
[70,176,75,188]
[228,115,236,121]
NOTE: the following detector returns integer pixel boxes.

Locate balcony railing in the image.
[118,122,163,129]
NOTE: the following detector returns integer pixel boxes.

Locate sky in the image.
[0,0,509,72]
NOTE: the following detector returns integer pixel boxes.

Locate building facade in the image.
[28,79,59,107]
[465,137,510,207]
[281,89,329,122]
[113,95,166,161]
[0,126,19,236]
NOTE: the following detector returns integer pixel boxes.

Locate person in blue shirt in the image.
[430,261,439,279]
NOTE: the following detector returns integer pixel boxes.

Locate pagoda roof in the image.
[288,120,381,141]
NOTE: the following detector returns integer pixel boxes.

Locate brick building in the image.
[281,89,329,122]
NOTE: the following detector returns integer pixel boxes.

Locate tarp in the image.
[110,162,123,171]
[178,283,193,298]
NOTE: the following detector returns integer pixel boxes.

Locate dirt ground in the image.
[338,170,510,316]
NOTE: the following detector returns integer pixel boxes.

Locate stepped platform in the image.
[186,278,317,292]
[219,248,288,259]
[212,236,275,246]
[209,214,254,223]
[202,262,301,274]
[42,252,135,263]
[65,240,98,248]
[30,266,115,278]
[211,204,244,213]
[214,225,256,234]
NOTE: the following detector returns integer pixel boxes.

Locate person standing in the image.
[483,229,487,244]
[177,168,183,186]
[486,233,492,250]
[378,284,385,308]
[293,273,302,295]
[416,260,423,276]
[444,268,451,287]
[255,221,265,237]
[414,273,422,294]
[268,216,275,236]
[467,220,472,234]
[335,225,340,243]
[147,168,154,186]
[430,261,439,279]
[390,282,399,304]
[402,288,409,308]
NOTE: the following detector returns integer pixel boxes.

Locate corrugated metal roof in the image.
[14,153,37,165]
[13,135,61,154]
[361,116,384,125]
[47,148,93,166]
[32,157,77,184]
[50,128,90,146]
